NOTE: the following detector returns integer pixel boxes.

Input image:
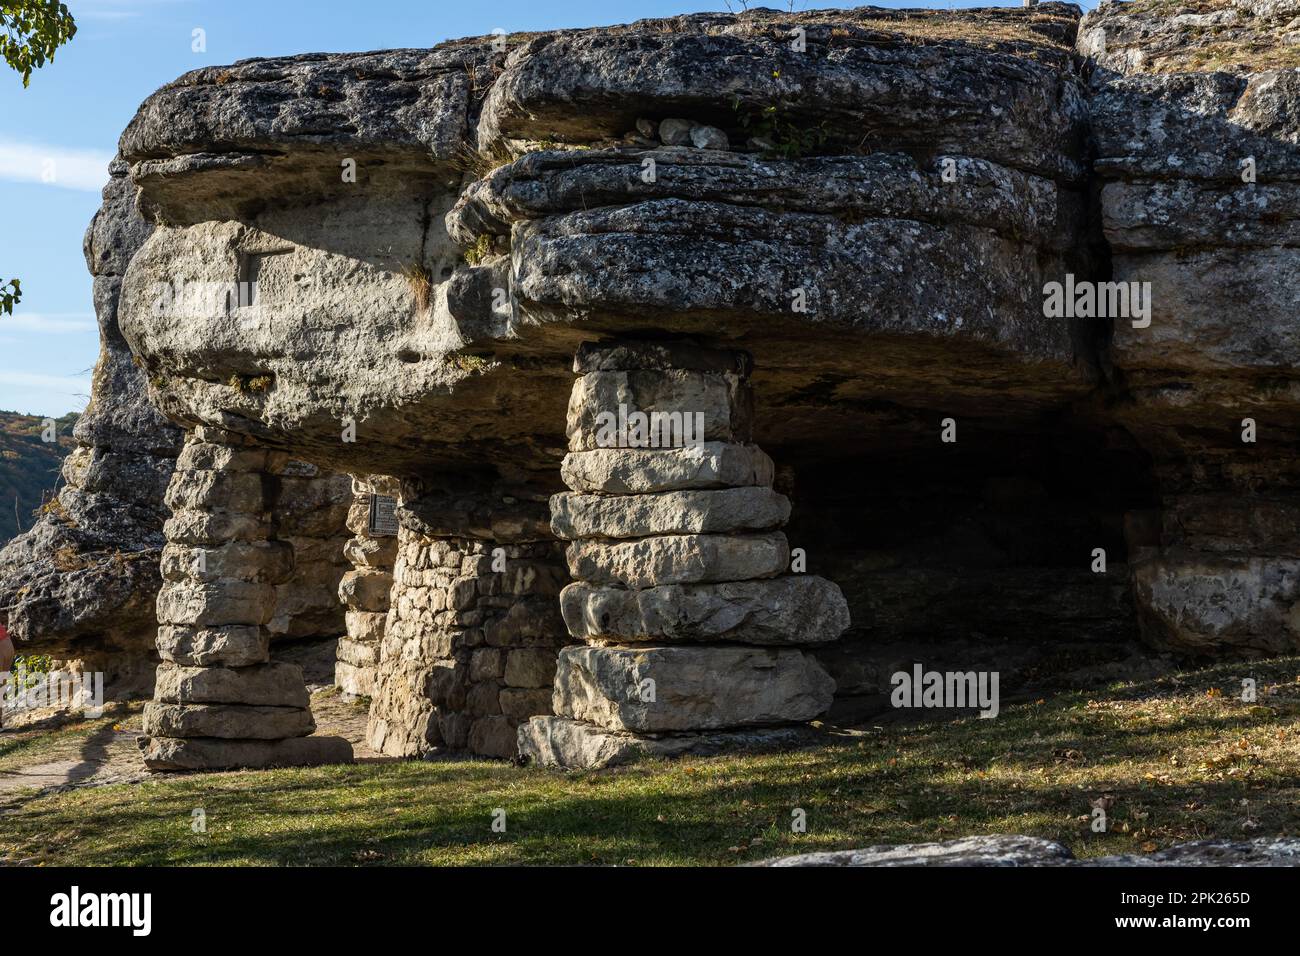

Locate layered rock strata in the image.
[520,342,849,768]
[138,428,351,770]
[1082,0,1300,655]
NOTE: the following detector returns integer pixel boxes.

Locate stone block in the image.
[551,486,790,539]
[139,734,352,771]
[156,580,277,627]
[552,644,834,732]
[154,661,311,707]
[559,576,850,644]
[143,701,315,738]
[566,532,789,587]
[156,624,270,666]
[561,442,774,494]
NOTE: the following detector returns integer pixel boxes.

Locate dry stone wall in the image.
[366,496,569,759]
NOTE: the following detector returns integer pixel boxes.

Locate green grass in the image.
[2,658,1299,866]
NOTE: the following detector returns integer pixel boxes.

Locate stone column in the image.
[138,427,353,771]
[336,476,398,698]
[519,341,850,768]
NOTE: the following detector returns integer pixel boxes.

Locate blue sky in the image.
[0,0,1097,417]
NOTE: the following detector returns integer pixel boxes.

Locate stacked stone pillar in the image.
[519,341,850,769]
[138,427,353,771]
[335,476,398,698]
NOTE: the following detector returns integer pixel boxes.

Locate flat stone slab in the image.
[553,644,835,732]
[139,734,353,772]
[155,580,276,627]
[756,835,1076,867]
[756,835,1300,867]
[143,701,315,739]
[566,532,789,588]
[160,541,292,584]
[164,469,269,512]
[156,624,270,667]
[560,576,850,644]
[561,443,774,494]
[551,487,790,539]
[518,715,822,769]
[154,661,310,708]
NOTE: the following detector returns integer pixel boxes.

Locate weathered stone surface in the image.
[689,125,728,151]
[156,580,277,627]
[503,647,557,688]
[572,340,751,376]
[566,368,752,451]
[551,487,790,539]
[499,687,552,721]
[566,533,789,588]
[478,7,1086,181]
[337,568,393,612]
[343,535,398,568]
[164,470,268,512]
[560,577,849,645]
[336,636,380,668]
[160,541,292,584]
[1082,838,1300,867]
[1132,554,1300,655]
[335,660,375,698]
[154,661,311,707]
[468,715,518,758]
[143,701,315,739]
[119,47,496,223]
[138,734,353,771]
[156,624,269,667]
[163,509,269,545]
[757,835,1076,867]
[108,6,1092,487]
[175,441,281,474]
[344,610,387,643]
[757,835,1300,867]
[0,159,181,677]
[518,715,822,769]
[562,444,774,494]
[553,645,835,732]
[451,150,1074,251]
[1080,0,1300,78]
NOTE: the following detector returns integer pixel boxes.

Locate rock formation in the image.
[13,1,1300,768]
[0,160,182,695]
[757,834,1300,867]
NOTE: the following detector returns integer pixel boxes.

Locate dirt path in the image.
[0,687,381,808]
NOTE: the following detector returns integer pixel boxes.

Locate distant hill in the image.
[0,411,79,543]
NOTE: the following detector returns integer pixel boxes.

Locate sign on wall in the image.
[367,494,399,537]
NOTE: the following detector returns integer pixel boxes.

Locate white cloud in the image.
[0,140,113,193]
[0,370,91,391]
